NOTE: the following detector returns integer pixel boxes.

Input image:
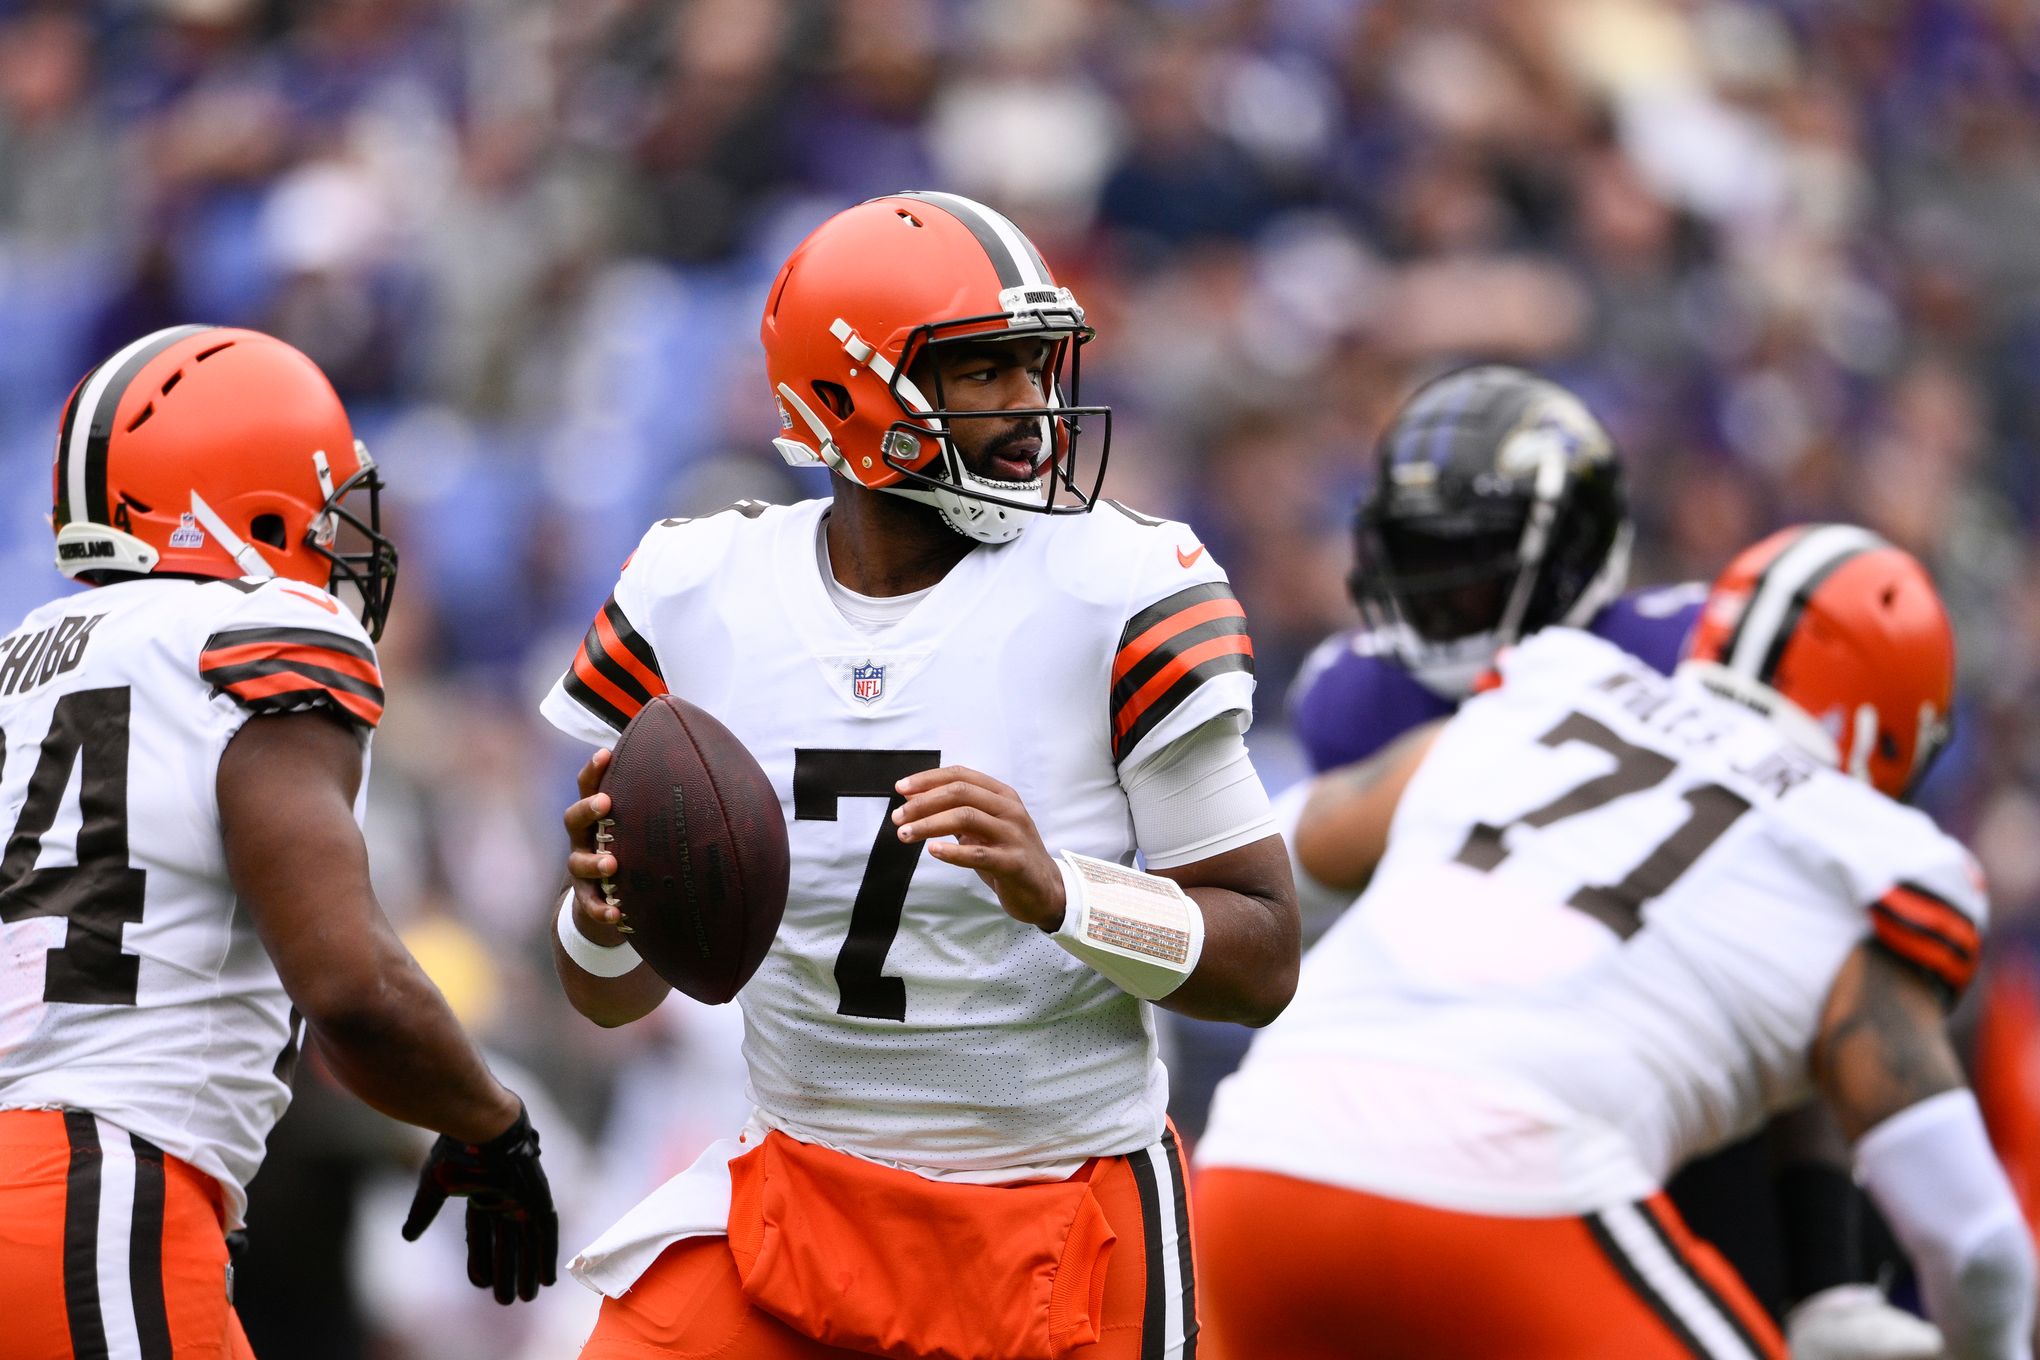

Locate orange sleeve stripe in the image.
[593,610,666,699]
[1879,885,1980,959]
[1111,598,1248,686]
[1872,909,1978,994]
[571,644,644,721]
[220,670,383,725]
[1112,633,1255,741]
[200,640,383,688]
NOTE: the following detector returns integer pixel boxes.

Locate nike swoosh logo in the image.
[280,587,340,614]
[1176,544,1206,568]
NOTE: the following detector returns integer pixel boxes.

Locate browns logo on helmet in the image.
[1680,524,1956,800]
[759,191,1110,544]
[50,326,399,638]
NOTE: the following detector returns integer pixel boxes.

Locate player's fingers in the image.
[897,804,1007,845]
[892,781,1018,827]
[576,747,612,799]
[895,765,1012,800]
[514,1215,540,1301]
[572,880,627,929]
[540,1207,559,1287]
[401,1179,446,1242]
[926,838,998,868]
[493,1213,520,1305]
[567,847,618,881]
[466,1201,492,1291]
[562,792,612,843]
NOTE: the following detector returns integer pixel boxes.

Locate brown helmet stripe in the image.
[896,191,1048,291]
[59,324,211,528]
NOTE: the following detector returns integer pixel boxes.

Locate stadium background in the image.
[3,0,2039,1353]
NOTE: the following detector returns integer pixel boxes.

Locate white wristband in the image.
[555,889,644,978]
[1855,1088,2036,1360]
[1050,850,1204,1000]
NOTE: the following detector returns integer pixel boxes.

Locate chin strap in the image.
[189,491,275,580]
[1677,659,1842,767]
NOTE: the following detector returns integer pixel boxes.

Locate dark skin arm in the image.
[219,713,520,1146]
[1810,941,1966,1144]
[1292,721,1444,892]
[893,765,1301,1026]
[555,746,671,1027]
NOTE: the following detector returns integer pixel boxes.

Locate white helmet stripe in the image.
[63,325,209,527]
[1725,524,1886,677]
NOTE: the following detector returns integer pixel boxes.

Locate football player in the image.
[0,327,558,1359]
[543,191,1300,1359]
[1291,363,1695,781]
[1195,526,2034,1359]
[1284,367,1925,1358]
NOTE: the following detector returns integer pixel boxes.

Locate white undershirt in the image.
[816,515,932,634]
[814,515,1275,867]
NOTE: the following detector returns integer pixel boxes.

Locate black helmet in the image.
[1348,365,1631,695]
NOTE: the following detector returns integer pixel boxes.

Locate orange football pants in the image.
[579,1131,1199,1359]
[0,1109,254,1360]
[1195,1167,1786,1360]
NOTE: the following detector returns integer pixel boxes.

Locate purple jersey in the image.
[1289,583,1707,773]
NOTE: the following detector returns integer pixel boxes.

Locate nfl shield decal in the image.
[852,661,884,703]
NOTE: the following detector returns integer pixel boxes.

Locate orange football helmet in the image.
[51,325,398,638]
[760,191,1110,543]
[1680,524,1955,800]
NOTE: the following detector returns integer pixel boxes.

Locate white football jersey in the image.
[0,577,382,1226]
[1200,628,1984,1215]
[542,498,1256,1173]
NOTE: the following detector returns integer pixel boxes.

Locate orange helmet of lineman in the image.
[50,325,399,638]
[759,190,1111,544]
[1680,524,1956,800]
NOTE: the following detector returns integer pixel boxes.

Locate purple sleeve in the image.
[1288,633,1456,773]
[1588,584,1707,677]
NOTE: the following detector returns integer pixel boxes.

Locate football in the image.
[597,694,789,1004]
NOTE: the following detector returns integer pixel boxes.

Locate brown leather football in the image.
[597,695,788,1004]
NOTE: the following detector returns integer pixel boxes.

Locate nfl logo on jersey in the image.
[852,661,884,703]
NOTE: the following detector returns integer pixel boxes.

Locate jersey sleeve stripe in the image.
[1112,640,1255,762]
[590,606,666,704]
[209,668,383,726]
[1111,597,1249,688]
[200,656,385,704]
[1111,613,1252,718]
[201,625,376,665]
[1116,584,1238,667]
[1871,883,1980,994]
[198,640,383,689]
[564,647,636,732]
[600,597,664,685]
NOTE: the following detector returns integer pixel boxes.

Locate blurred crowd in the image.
[4,0,2040,1353]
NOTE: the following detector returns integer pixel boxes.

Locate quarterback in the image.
[544,191,1300,1359]
[0,328,557,1360]
[1196,526,2034,1359]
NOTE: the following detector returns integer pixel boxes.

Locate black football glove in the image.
[401,1102,559,1305]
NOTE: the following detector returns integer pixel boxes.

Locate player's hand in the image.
[1784,1283,1946,1360]
[562,747,630,943]
[893,766,1066,931]
[402,1101,560,1305]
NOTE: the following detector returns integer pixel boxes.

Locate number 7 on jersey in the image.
[793,749,941,1021]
